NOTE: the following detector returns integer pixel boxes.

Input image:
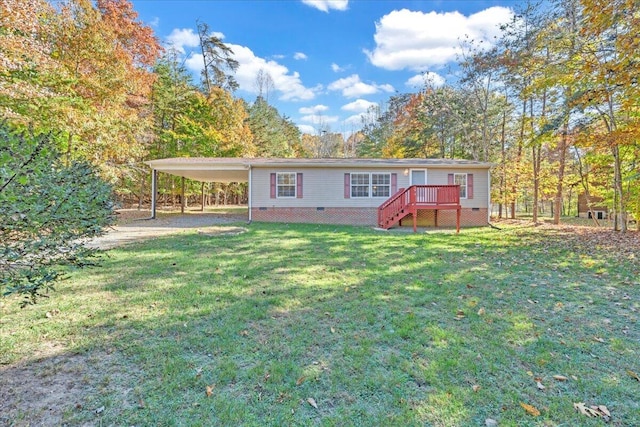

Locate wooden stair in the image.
[377,185,462,233]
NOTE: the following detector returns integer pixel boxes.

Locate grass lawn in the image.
[1,222,639,426]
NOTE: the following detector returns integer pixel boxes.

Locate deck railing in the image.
[378,185,461,231]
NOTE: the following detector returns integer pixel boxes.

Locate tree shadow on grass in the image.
[2,223,639,426]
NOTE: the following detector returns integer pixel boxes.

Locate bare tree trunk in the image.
[612,145,626,232]
[553,124,568,225]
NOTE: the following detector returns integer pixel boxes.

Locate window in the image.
[350,173,391,198]
[454,173,467,198]
[372,173,391,197]
[277,172,296,198]
[351,173,370,197]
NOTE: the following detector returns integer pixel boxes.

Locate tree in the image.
[197,20,239,93]
[247,96,301,157]
[255,69,275,104]
[572,0,640,231]
[0,123,114,305]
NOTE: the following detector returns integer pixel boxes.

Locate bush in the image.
[0,123,115,305]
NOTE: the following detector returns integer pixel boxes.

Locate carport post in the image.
[248,166,252,222]
[151,169,157,219]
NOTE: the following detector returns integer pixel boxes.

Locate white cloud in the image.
[343,113,368,125]
[230,44,319,101]
[148,17,160,28]
[165,28,202,54]
[294,52,308,60]
[328,74,394,98]
[365,7,513,71]
[301,0,348,13]
[298,124,316,134]
[181,38,318,101]
[341,99,377,113]
[405,72,446,89]
[299,105,329,114]
[300,114,340,124]
[185,53,204,73]
[331,63,345,72]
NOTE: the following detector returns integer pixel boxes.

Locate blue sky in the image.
[131,0,516,136]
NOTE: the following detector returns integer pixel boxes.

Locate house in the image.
[145,157,493,231]
[577,193,609,220]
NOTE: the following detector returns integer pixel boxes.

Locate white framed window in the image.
[276,172,296,198]
[350,172,391,198]
[351,173,370,198]
[372,173,391,197]
[454,173,467,199]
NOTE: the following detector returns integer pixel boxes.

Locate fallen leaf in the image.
[536,381,545,391]
[307,397,318,409]
[45,309,60,318]
[593,336,605,343]
[627,370,640,382]
[206,385,214,397]
[240,330,249,336]
[330,327,335,334]
[574,402,611,421]
[477,307,486,316]
[553,375,568,381]
[472,384,481,392]
[296,376,306,386]
[520,402,540,416]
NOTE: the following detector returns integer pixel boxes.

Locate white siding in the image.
[251,166,489,209]
[426,169,488,208]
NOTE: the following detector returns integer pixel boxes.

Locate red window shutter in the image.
[344,173,350,198]
[391,173,397,194]
[270,173,276,198]
[467,174,474,199]
[296,173,303,198]
[448,173,454,185]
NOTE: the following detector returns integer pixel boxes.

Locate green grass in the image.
[1,222,639,426]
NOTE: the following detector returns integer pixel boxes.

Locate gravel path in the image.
[87,209,248,250]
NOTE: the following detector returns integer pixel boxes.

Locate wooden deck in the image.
[377,185,461,232]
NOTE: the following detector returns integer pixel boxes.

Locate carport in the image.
[145,158,252,220]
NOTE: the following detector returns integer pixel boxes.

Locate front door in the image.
[411,169,426,185]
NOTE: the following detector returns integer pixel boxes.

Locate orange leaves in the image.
[520,402,541,416]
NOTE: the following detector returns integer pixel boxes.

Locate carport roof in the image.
[145,157,492,183]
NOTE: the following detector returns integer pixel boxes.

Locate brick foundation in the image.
[252,207,378,225]
[252,207,488,228]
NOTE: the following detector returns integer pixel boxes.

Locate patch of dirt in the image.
[88,209,248,250]
[0,344,130,427]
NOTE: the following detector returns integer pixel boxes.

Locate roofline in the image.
[145,157,494,169]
